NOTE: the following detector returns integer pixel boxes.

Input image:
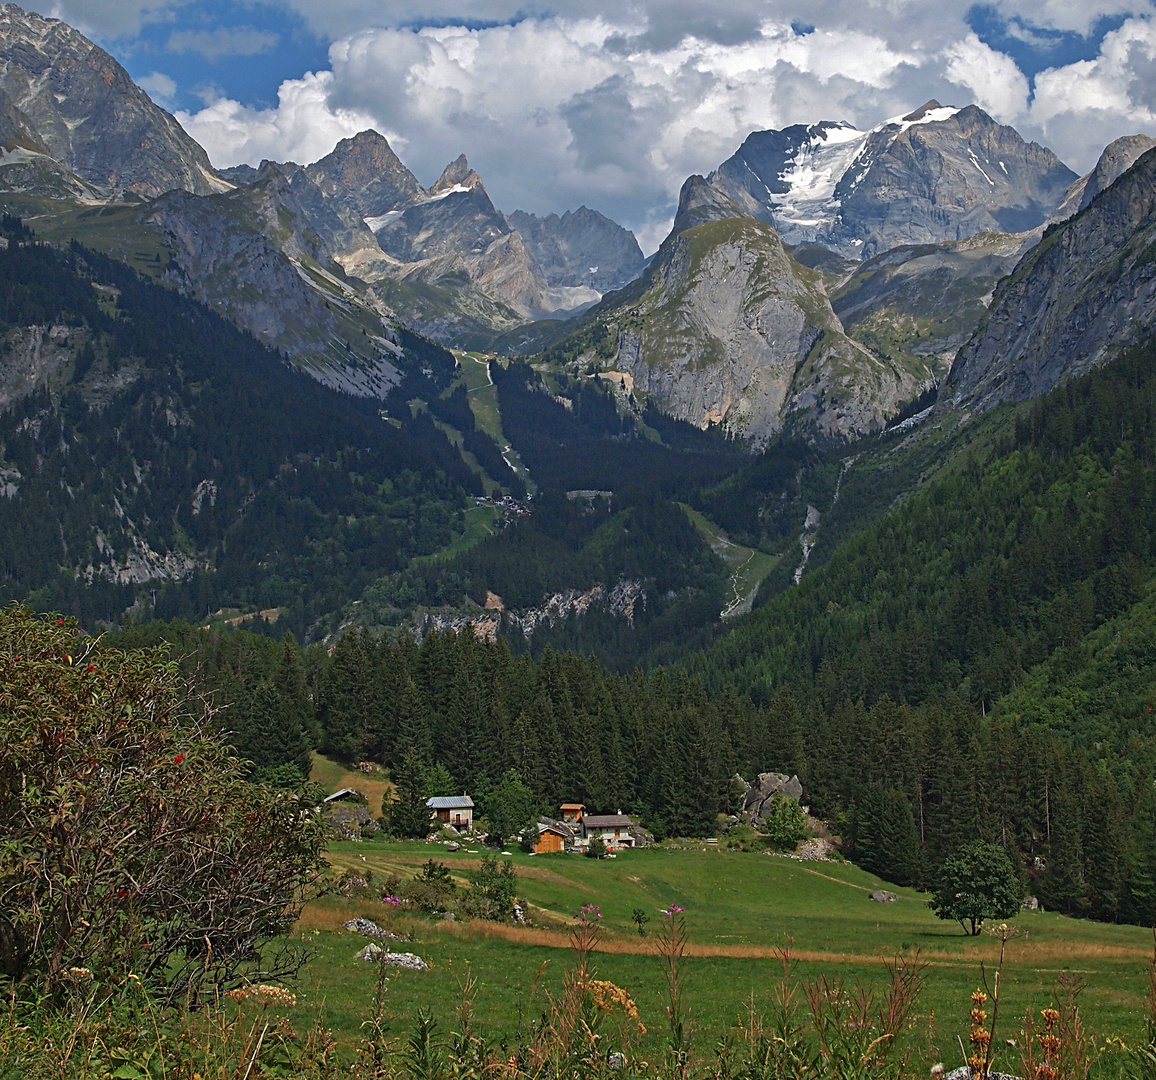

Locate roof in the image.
[427,796,474,809]
[560,803,586,809]
[537,817,577,839]
[323,788,362,803]
[584,814,633,828]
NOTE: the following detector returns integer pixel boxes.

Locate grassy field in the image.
[457,352,536,494]
[292,837,1154,1072]
[310,754,394,812]
[680,505,779,618]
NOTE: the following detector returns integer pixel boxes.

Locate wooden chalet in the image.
[582,812,636,849]
[533,818,577,854]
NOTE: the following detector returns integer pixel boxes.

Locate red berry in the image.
[174,753,184,764]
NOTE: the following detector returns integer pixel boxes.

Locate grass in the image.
[457,352,537,494]
[292,839,1155,1069]
[310,753,393,813]
[680,504,779,618]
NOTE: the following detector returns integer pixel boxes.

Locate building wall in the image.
[534,831,565,854]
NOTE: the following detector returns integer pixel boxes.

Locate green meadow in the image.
[296,839,1154,1071]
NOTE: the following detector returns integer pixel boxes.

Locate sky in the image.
[46,0,1156,253]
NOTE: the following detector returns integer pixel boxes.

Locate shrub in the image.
[0,606,325,1004]
[762,794,807,851]
[466,854,517,920]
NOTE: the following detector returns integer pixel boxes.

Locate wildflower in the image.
[174,753,184,764]
[56,617,63,625]
[87,664,95,672]
[664,904,684,916]
[66,967,93,980]
[225,983,297,1007]
[383,895,401,906]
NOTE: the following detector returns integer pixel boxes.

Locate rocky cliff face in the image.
[594,177,932,445]
[945,147,1156,414]
[710,102,1075,257]
[1050,134,1155,223]
[505,206,645,292]
[0,3,222,198]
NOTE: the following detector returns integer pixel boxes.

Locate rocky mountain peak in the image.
[709,101,1076,256]
[671,175,749,236]
[0,2,222,198]
[1050,133,1156,222]
[303,129,424,218]
[902,99,943,122]
[431,154,484,195]
[504,205,645,292]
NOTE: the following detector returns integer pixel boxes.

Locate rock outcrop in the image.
[945,146,1156,414]
[736,772,804,825]
[0,3,223,198]
[710,102,1075,257]
[1050,133,1156,223]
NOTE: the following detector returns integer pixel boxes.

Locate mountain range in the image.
[1,0,1155,639]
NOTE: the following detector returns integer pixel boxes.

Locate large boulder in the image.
[735,772,804,825]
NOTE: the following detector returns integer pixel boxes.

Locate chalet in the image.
[560,803,586,823]
[427,795,474,831]
[582,812,636,849]
[533,818,577,854]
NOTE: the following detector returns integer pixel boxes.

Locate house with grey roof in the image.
[427,795,474,831]
[582,812,636,849]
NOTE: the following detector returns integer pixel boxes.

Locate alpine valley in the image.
[5,0,1156,939]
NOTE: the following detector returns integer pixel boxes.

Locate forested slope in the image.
[0,226,475,637]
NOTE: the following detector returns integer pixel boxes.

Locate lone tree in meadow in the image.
[929,841,1022,935]
[0,605,325,1004]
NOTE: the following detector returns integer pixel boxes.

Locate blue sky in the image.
[51,0,1156,249]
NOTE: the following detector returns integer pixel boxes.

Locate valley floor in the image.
[298,838,1153,1068]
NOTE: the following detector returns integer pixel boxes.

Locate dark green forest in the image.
[0,234,477,638]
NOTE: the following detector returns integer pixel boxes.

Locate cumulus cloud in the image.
[1028,16,1156,165]
[161,2,1156,247]
[944,33,1031,120]
[176,71,379,167]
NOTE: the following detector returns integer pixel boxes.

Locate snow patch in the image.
[364,210,403,232]
[770,122,870,234]
[427,183,472,202]
[967,149,995,186]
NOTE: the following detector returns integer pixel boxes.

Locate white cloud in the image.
[167,27,280,61]
[1026,16,1156,167]
[176,71,379,167]
[45,0,182,39]
[137,70,178,109]
[160,3,1156,236]
[943,33,1031,121]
